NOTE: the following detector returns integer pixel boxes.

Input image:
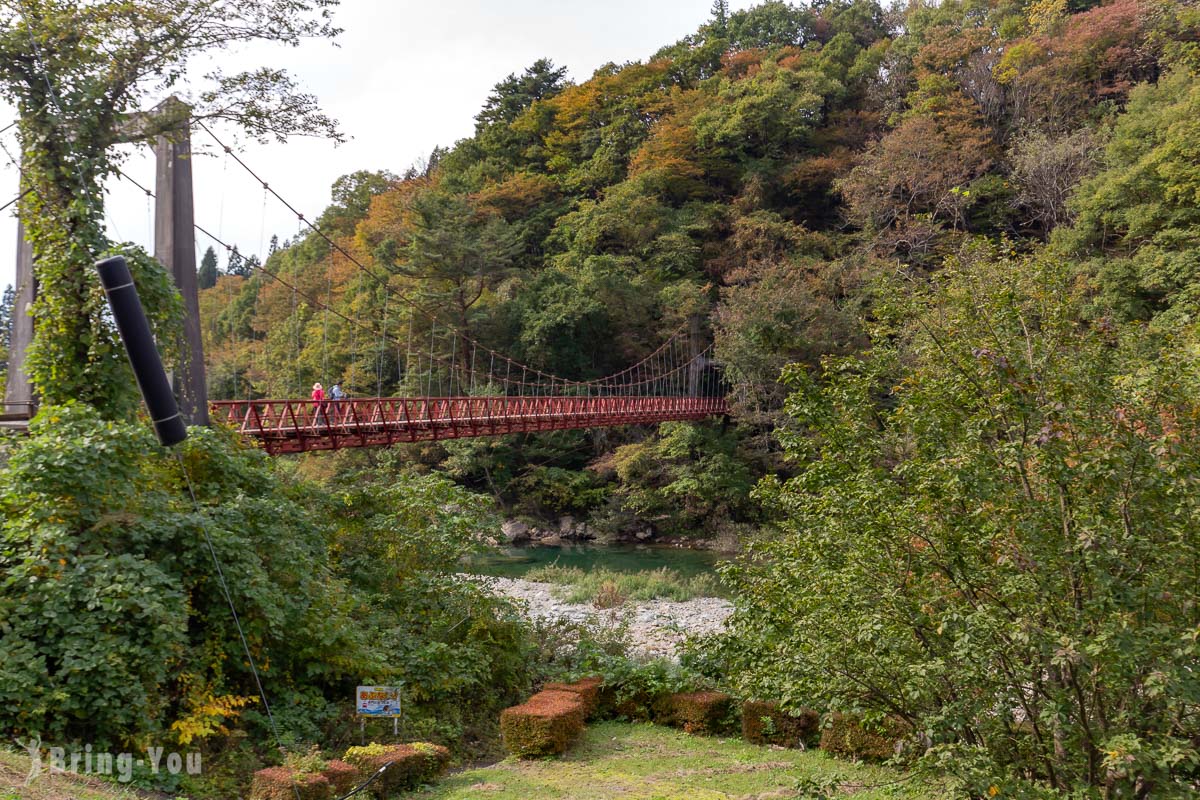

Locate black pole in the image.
[95,255,188,447]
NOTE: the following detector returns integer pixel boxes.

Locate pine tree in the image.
[711,0,730,32]
[198,246,219,289]
[226,246,253,278]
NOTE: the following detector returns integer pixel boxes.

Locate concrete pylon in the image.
[153,96,208,426]
[3,219,35,414]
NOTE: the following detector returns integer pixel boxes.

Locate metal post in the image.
[688,315,703,397]
[153,96,208,425]
[4,219,35,414]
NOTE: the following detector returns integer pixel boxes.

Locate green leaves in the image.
[722,249,1200,795]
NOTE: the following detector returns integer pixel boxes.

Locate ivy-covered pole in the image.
[0,0,343,419]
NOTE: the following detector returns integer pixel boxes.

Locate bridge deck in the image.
[212,395,729,454]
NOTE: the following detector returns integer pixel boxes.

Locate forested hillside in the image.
[5,0,1200,796]
[199,0,1198,542]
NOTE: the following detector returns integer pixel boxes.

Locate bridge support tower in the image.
[3,96,208,425]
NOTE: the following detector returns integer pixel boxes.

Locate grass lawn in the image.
[0,749,144,800]
[411,721,943,799]
[523,564,725,602]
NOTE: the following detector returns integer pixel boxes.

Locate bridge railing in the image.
[211,395,729,454]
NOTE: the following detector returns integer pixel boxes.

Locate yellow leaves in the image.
[993,41,1045,86]
[1026,0,1068,36]
[988,785,1001,797]
[171,673,256,745]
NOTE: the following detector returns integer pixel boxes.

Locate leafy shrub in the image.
[249,767,331,800]
[509,465,610,516]
[283,745,328,776]
[609,423,757,538]
[499,690,586,757]
[722,250,1200,795]
[319,454,541,753]
[320,760,358,795]
[0,405,366,748]
[342,742,449,793]
[741,700,819,748]
[819,714,908,762]
[592,579,627,609]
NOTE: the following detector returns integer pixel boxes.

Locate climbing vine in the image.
[0,0,343,415]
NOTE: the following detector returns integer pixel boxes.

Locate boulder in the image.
[501,520,530,543]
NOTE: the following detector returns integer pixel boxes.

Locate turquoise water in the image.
[466,543,723,580]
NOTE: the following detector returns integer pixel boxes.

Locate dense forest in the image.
[198,0,1200,547]
[4,0,1200,796]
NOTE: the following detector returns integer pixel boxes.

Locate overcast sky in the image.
[0,0,759,291]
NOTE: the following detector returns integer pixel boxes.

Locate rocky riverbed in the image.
[471,575,733,660]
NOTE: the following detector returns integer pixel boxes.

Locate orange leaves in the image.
[471,171,558,219]
[354,175,431,254]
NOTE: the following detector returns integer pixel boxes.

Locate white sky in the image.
[0,0,759,290]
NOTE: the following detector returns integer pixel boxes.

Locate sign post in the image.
[355,685,404,739]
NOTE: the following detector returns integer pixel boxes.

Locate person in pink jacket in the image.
[311,382,326,427]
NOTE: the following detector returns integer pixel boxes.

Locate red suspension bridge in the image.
[213,395,728,455]
[3,105,730,454]
[211,322,729,454]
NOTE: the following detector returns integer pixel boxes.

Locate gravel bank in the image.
[470,575,733,660]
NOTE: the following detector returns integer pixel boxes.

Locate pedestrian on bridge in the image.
[329,382,346,425]
[311,382,326,428]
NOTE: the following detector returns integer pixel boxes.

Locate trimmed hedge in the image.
[819,713,909,761]
[249,767,332,800]
[320,759,359,795]
[654,691,735,735]
[500,689,586,758]
[343,742,450,793]
[543,676,605,718]
[741,700,819,748]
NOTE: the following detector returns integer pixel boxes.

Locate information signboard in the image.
[356,685,403,718]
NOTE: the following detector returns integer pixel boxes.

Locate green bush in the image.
[654,691,736,735]
[0,405,366,748]
[249,767,332,800]
[818,713,908,762]
[342,742,450,794]
[741,700,819,748]
[721,250,1200,795]
[609,422,757,538]
[324,455,541,751]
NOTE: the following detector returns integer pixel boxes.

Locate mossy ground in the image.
[412,721,943,799]
[0,750,143,800]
